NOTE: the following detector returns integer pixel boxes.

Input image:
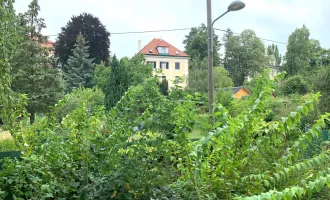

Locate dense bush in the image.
[1,73,330,199]
[0,140,19,152]
[280,75,310,95]
[54,87,104,123]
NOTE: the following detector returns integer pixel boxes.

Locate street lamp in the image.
[207,0,245,116]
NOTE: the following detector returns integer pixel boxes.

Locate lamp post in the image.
[207,0,245,116]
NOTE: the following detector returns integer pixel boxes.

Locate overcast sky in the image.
[15,0,330,58]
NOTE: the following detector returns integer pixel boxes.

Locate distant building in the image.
[222,86,251,99]
[269,65,281,80]
[40,40,55,56]
[138,38,189,88]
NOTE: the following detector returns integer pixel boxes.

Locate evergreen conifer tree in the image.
[65,34,95,92]
[11,0,64,124]
[104,56,129,110]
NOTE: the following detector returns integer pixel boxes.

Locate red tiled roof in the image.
[138,38,188,57]
[40,40,55,48]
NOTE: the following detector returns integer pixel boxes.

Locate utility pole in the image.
[207,0,214,117]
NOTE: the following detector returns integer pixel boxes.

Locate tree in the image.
[11,0,64,124]
[222,28,233,68]
[311,66,330,114]
[125,54,153,86]
[159,79,169,96]
[55,13,110,67]
[224,29,267,86]
[267,44,282,65]
[284,25,311,76]
[187,58,234,93]
[0,0,22,128]
[213,67,234,89]
[183,24,221,67]
[93,62,111,93]
[310,39,330,67]
[64,34,95,92]
[104,56,129,110]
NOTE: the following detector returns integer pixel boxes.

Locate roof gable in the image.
[222,87,252,95]
[138,38,188,57]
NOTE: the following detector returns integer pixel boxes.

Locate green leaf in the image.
[302,105,308,115]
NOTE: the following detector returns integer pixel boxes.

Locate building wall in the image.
[269,66,281,80]
[144,55,189,88]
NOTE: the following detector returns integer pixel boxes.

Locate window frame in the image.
[147,61,157,69]
[160,61,169,70]
[175,62,180,70]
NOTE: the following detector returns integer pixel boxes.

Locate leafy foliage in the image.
[159,79,169,96]
[53,87,104,123]
[93,62,111,93]
[64,34,95,92]
[267,44,282,65]
[225,29,267,86]
[104,55,129,110]
[312,66,330,114]
[214,66,234,89]
[104,55,152,110]
[0,140,19,152]
[10,0,64,124]
[55,13,110,66]
[183,24,221,67]
[0,0,28,132]
[280,75,310,95]
[284,25,311,76]
[187,58,233,93]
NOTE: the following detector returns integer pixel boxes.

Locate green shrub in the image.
[0,140,19,152]
[280,75,310,95]
[54,87,104,122]
[1,71,330,199]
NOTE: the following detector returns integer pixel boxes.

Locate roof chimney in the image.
[138,40,142,52]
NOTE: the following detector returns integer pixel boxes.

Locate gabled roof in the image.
[138,38,188,57]
[222,86,252,95]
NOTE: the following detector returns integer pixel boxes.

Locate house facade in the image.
[269,65,281,80]
[138,38,189,88]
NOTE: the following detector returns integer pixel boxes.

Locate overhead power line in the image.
[45,27,287,45]
[213,28,287,45]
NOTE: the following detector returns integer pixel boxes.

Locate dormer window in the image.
[149,49,153,53]
[157,46,169,55]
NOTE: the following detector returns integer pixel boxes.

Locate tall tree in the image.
[222,28,233,68]
[284,25,311,76]
[0,0,21,127]
[183,24,221,67]
[267,44,282,66]
[104,56,129,110]
[11,0,64,124]
[213,66,234,89]
[188,58,234,93]
[65,34,95,92]
[224,29,267,86]
[309,39,330,67]
[55,13,110,67]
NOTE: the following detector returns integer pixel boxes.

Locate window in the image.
[160,62,169,69]
[175,76,180,80]
[147,61,156,69]
[175,62,180,70]
[161,76,166,81]
[157,47,169,54]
